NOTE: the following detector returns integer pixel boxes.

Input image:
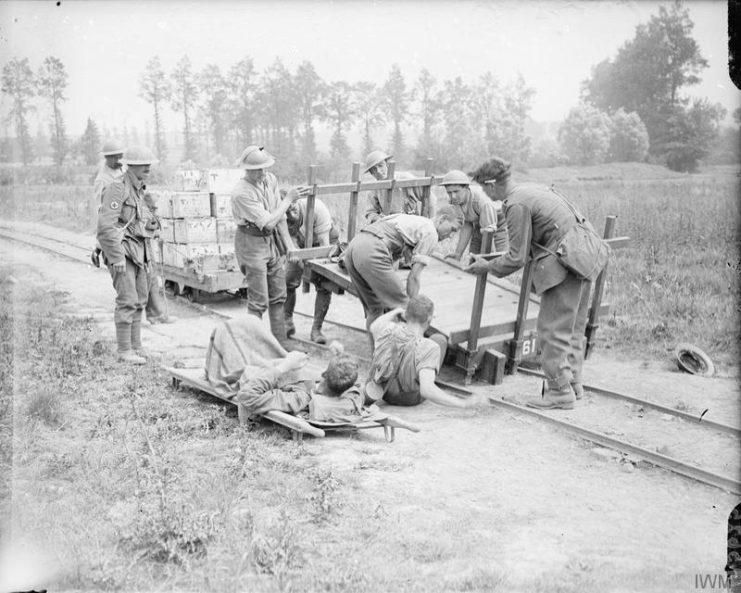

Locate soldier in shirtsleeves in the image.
[96,146,158,365]
[438,169,508,261]
[231,145,310,349]
[466,157,594,410]
[284,194,340,344]
[342,206,463,337]
[363,150,427,224]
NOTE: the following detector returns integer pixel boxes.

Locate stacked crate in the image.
[150,168,244,276]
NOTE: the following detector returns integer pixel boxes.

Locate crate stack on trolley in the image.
[150,168,246,297]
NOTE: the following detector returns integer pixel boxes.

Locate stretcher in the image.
[166,366,419,444]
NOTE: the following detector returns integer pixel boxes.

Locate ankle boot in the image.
[310,289,331,344]
[268,302,292,349]
[284,289,296,338]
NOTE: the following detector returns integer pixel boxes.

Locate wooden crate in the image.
[148,190,173,218]
[173,217,218,243]
[217,219,237,243]
[206,168,244,194]
[162,242,220,269]
[212,193,233,218]
[171,192,212,218]
[158,218,175,243]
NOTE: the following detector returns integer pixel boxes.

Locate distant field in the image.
[5,163,739,371]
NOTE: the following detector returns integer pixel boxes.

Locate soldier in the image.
[90,140,124,267]
[231,145,310,348]
[97,146,158,364]
[342,207,463,334]
[363,150,426,224]
[284,195,340,344]
[439,169,506,261]
[466,157,594,410]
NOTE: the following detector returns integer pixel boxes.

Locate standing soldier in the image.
[231,145,310,348]
[97,146,158,364]
[363,150,427,224]
[439,169,507,261]
[466,157,597,410]
[90,140,124,267]
[284,195,340,344]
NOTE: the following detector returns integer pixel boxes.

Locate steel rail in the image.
[0,227,91,264]
[487,395,741,495]
[516,367,741,438]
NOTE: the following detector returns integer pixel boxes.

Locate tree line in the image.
[1,1,736,175]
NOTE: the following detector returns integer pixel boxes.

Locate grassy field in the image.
[3,163,739,370]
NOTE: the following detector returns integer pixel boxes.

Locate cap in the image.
[364,150,392,173]
[101,140,125,156]
[235,145,275,170]
[440,170,470,186]
[122,145,157,166]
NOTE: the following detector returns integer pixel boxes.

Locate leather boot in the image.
[268,302,292,350]
[310,289,331,344]
[526,384,576,410]
[116,321,145,365]
[284,289,296,338]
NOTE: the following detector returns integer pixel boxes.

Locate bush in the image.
[609,109,649,162]
[558,104,612,165]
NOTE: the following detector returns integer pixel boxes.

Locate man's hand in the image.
[286,186,311,203]
[278,351,309,373]
[463,253,490,275]
[112,260,126,274]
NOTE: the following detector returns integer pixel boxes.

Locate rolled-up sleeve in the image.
[488,202,531,277]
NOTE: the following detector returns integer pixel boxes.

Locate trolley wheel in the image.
[186,287,201,303]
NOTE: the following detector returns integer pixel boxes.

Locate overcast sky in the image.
[1,0,737,138]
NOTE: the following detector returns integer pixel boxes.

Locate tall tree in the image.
[353,81,384,157]
[198,64,228,158]
[139,56,170,162]
[1,57,36,164]
[413,69,443,165]
[226,57,257,151]
[37,56,69,165]
[294,61,326,162]
[661,99,726,172]
[382,64,410,163]
[609,108,649,162]
[79,117,101,166]
[255,58,297,157]
[170,55,198,163]
[323,81,355,160]
[581,0,709,161]
[440,77,479,169]
[557,103,613,165]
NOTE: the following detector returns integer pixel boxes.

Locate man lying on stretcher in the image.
[235,348,419,432]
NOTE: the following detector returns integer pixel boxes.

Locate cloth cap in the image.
[440,170,470,186]
[122,146,157,166]
[364,150,392,173]
[235,145,275,170]
[101,140,125,156]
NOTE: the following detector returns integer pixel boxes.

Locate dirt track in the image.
[2,231,739,592]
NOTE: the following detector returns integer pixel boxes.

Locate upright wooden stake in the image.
[465,230,493,383]
[422,157,433,217]
[506,258,535,375]
[348,162,361,241]
[585,215,617,358]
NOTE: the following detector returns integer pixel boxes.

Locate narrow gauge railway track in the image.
[5,224,740,494]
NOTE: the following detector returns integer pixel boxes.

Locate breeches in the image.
[537,273,591,389]
[344,233,407,330]
[286,259,329,294]
[108,258,148,324]
[235,231,287,313]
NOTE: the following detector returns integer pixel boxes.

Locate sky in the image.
[0,0,738,140]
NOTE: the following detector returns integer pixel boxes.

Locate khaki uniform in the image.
[487,183,591,390]
[97,170,153,353]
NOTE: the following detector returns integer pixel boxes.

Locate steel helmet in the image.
[100,140,125,156]
[364,150,392,173]
[122,146,157,166]
[440,170,470,186]
[236,145,275,170]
